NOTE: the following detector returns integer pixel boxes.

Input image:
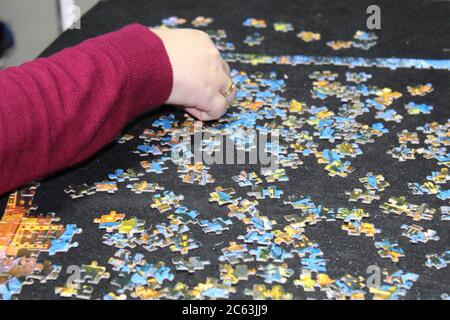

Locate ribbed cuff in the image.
[98,24,173,120]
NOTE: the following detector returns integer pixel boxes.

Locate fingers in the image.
[182,54,234,122]
[220,78,237,105]
[225,81,237,104]
[208,94,228,119]
[184,107,210,121]
[188,71,233,121]
[188,94,228,121]
[218,66,237,104]
[222,59,231,74]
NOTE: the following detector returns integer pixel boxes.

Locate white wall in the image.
[0,0,98,67]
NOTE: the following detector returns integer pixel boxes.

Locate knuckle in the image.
[209,47,221,58]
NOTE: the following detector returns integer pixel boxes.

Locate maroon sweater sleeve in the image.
[0,24,173,195]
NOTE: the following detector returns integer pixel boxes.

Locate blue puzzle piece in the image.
[437,189,450,200]
[48,224,81,255]
[405,102,433,114]
[199,218,233,234]
[0,277,22,300]
[153,114,176,129]
[250,244,293,262]
[173,207,199,224]
[135,144,163,156]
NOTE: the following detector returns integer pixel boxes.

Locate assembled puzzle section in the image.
[0,184,81,300]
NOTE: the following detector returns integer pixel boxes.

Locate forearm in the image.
[0,24,172,195]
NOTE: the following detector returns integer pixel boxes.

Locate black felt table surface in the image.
[1,0,449,300]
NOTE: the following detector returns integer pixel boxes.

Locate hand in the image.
[151,28,235,121]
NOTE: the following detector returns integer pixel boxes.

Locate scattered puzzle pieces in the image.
[7,16,449,301]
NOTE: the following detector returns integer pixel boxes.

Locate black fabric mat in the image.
[1,0,449,300]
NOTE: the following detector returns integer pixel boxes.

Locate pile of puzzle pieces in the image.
[1,15,449,300]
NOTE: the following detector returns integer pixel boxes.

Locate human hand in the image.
[151,28,235,121]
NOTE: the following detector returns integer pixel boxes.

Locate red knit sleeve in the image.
[0,24,173,194]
